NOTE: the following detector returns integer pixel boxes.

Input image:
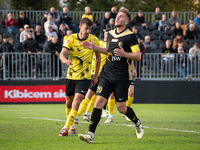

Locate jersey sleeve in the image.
[63,35,72,50]
[129,34,140,53]
[93,36,100,47]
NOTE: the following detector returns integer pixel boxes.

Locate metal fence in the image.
[0,10,198,25]
[0,52,200,81]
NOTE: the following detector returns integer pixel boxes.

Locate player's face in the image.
[115,12,128,27]
[79,24,92,37]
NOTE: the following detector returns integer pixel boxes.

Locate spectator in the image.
[44,15,58,33]
[4,13,17,33]
[168,11,181,30]
[8,37,19,52]
[20,35,28,50]
[176,46,191,80]
[162,40,175,65]
[102,12,110,29]
[172,21,183,39]
[143,35,157,52]
[41,11,48,29]
[109,7,117,20]
[132,26,142,40]
[63,30,73,44]
[81,6,98,35]
[186,18,200,33]
[58,24,66,45]
[49,7,60,26]
[0,34,14,78]
[20,24,35,43]
[45,26,58,39]
[189,42,200,62]
[194,12,200,26]
[158,14,170,31]
[172,33,186,50]
[153,7,162,29]
[34,25,45,43]
[131,10,147,27]
[60,7,77,33]
[174,41,186,53]
[0,34,2,44]
[105,18,115,30]
[17,11,30,31]
[184,24,200,44]
[22,31,42,77]
[46,37,62,78]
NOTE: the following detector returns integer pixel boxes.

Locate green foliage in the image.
[8,0,61,10]
[0,104,200,150]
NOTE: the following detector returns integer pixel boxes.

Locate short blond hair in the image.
[118,7,131,21]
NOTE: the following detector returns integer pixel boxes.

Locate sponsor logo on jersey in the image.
[118,41,123,47]
[64,39,69,45]
[107,52,121,61]
[79,41,84,44]
[111,39,118,42]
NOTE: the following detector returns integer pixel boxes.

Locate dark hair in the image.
[194,42,199,47]
[80,18,94,26]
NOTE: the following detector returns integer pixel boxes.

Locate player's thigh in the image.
[85,89,96,100]
[109,92,115,99]
[114,80,129,102]
[94,95,108,109]
[96,78,113,101]
[75,79,91,96]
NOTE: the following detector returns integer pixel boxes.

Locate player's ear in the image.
[79,24,82,30]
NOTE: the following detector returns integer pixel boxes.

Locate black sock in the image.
[103,102,107,110]
[89,108,102,133]
[125,106,138,124]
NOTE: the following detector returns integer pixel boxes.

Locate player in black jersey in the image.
[78,7,144,143]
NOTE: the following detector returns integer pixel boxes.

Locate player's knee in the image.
[128,90,134,97]
[117,106,126,114]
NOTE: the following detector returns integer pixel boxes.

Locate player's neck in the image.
[78,32,88,40]
[116,26,126,33]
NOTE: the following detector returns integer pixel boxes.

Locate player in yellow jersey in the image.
[59,18,101,136]
[74,31,108,124]
[105,60,137,123]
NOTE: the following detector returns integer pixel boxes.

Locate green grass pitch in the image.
[0,104,200,150]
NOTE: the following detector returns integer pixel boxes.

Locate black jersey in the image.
[100,28,140,81]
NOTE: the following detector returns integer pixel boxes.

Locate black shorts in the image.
[96,77,129,102]
[65,79,91,96]
[89,77,99,93]
[129,80,134,85]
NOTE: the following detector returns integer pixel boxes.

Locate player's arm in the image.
[59,47,73,66]
[114,46,141,61]
[82,40,107,54]
[91,52,101,86]
[131,60,137,77]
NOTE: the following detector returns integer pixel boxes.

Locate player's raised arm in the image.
[82,40,108,55]
[59,47,73,66]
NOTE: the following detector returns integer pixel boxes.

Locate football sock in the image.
[126,96,134,107]
[66,107,72,118]
[125,106,138,124]
[77,97,90,117]
[64,109,78,129]
[86,95,97,114]
[89,108,102,134]
[108,98,115,118]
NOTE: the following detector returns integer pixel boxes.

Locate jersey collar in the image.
[115,27,127,35]
[77,33,88,41]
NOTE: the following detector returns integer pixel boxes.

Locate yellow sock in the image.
[66,107,72,118]
[86,95,97,113]
[126,96,134,107]
[64,109,78,129]
[108,99,115,117]
[77,97,90,117]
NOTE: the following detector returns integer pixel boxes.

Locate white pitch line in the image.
[20,117,200,134]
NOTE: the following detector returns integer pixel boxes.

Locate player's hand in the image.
[91,75,98,87]
[38,51,41,55]
[65,60,73,66]
[28,51,32,55]
[82,40,95,50]
[132,69,137,77]
[114,46,125,57]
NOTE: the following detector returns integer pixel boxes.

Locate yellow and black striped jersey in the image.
[91,41,107,76]
[63,33,100,80]
[100,28,140,80]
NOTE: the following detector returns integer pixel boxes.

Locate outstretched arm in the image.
[82,40,107,54]
[91,52,101,87]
